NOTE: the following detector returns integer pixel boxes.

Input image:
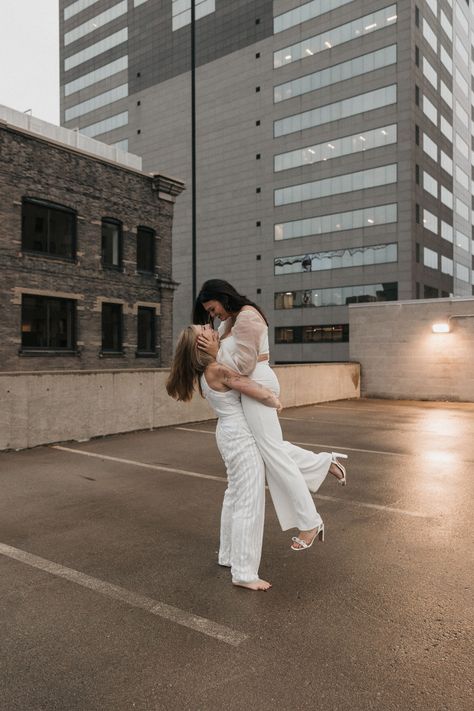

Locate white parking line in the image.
[175,427,402,457]
[0,542,248,647]
[52,445,225,482]
[52,444,428,518]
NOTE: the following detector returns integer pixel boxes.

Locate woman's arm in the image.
[214,364,282,412]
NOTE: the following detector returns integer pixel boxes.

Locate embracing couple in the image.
[166,280,347,591]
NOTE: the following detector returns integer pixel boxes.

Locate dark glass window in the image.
[137,307,156,354]
[136,227,155,273]
[102,303,123,352]
[21,295,76,351]
[101,219,122,268]
[275,324,349,344]
[22,199,76,259]
[423,285,438,299]
[274,283,398,309]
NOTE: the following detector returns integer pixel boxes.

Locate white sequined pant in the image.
[215,414,265,584]
[241,362,332,532]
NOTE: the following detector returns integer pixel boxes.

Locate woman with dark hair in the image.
[194,279,347,551]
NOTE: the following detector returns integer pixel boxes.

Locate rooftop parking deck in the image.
[0,398,472,710]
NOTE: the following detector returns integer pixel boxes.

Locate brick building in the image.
[60,0,474,363]
[0,106,184,371]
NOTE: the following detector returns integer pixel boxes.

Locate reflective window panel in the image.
[274,5,397,68]
[274,282,398,309]
[274,124,397,172]
[274,243,398,275]
[274,204,397,241]
[274,45,396,103]
[274,164,397,206]
[274,85,397,137]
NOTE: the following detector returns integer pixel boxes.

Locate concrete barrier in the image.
[0,364,360,451]
[349,297,474,401]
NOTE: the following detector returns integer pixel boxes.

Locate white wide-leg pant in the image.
[215,415,265,584]
[241,362,332,532]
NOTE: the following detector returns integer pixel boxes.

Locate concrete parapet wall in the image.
[0,364,359,451]
[349,297,474,401]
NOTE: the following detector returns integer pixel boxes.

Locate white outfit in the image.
[200,372,265,584]
[218,310,332,532]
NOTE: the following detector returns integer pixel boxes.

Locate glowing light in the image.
[432,322,450,333]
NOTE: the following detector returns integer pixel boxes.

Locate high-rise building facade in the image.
[60,0,474,362]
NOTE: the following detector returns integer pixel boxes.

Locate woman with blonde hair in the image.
[167,324,282,591]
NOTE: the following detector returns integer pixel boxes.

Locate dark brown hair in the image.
[193,279,268,326]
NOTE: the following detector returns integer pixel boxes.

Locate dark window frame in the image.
[22,197,77,261]
[101,217,123,270]
[20,294,77,354]
[136,306,157,356]
[136,226,156,274]
[101,302,123,354]
[275,324,349,345]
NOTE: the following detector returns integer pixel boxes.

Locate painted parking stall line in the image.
[53,444,429,518]
[0,543,248,647]
[52,445,225,482]
[175,427,403,457]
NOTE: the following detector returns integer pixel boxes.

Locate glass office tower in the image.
[60,0,474,361]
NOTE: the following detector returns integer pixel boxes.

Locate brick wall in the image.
[0,125,183,370]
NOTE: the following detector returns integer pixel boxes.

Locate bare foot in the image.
[233,579,272,591]
[291,527,318,550]
[329,462,344,482]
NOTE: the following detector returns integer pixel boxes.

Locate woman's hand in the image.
[197,328,220,358]
[273,397,283,414]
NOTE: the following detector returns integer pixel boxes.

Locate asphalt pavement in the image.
[0,398,472,711]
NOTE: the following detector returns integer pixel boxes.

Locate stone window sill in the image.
[19,349,79,357]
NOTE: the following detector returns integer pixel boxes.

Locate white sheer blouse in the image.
[217,308,269,375]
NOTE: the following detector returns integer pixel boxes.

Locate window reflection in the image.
[64,1,127,46]
[65,56,128,97]
[65,28,128,71]
[80,111,128,138]
[274,0,354,34]
[275,324,349,344]
[275,203,397,241]
[274,5,397,68]
[274,164,397,206]
[274,85,397,137]
[274,125,397,172]
[65,84,128,121]
[275,282,398,309]
[274,45,396,103]
[275,244,398,275]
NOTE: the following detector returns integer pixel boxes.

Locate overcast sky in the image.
[0,0,60,124]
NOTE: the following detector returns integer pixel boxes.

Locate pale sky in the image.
[0,0,60,124]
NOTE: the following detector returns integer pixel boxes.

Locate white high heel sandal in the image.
[331,452,348,486]
[291,522,325,550]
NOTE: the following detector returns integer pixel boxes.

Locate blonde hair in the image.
[166,325,214,401]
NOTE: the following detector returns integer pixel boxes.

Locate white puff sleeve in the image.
[217,308,267,375]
